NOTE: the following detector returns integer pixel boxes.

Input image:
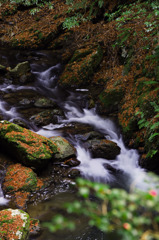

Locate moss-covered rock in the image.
[59,45,103,88]
[98,87,124,113]
[7,61,34,84]
[49,136,76,161]
[34,97,57,108]
[0,208,30,240]
[0,120,58,169]
[8,61,30,76]
[2,163,44,208]
[3,164,38,193]
[30,109,64,126]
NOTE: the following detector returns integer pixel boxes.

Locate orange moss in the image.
[3,163,37,192]
[0,209,28,240]
[14,191,30,209]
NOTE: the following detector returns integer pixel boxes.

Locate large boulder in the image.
[85,139,121,159]
[3,163,44,208]
[49,136,76,161]
[0,209,30,240]
[3,163,38,193]
[59,45,103,88]
[0,120,58,169]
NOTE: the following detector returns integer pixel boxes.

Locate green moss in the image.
[0,121,58,169]
[59,45,103,87]
[99,88,124,112]
[69,49,92,63]
[6,186,14,191]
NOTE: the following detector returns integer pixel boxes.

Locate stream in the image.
[0,50,154,239]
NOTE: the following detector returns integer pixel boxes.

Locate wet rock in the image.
[19,98,32,106]
[57,123,94,137]
[7,61,35,84]
[85,139,120,159]
[79,131,104,142]
[63,158,80,167]
[3,89,42,106]
[0,208,30,240]
[0,120,58,169]
[50,136,76,161]
[12,118,29,128]
[103,163,119,173]
[65,169,80,179]
[30,109,64,126]
[34,97,57,108]
[59,45,103,88]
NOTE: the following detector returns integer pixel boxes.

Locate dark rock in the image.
[7,61,35,84]
[57,123,94,137]
[79,131,104,142]
[34,98,57,108]
[63,158,80,167]
[66,169,80,179]
[12,118,29,128]
[30,109,64,127]
[85,139,120,160]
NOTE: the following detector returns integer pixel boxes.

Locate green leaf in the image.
[144,80,158,85]
[149,133,159,141]
[150,122,159,130]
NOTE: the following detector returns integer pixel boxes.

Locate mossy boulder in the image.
[3,163,44,208]
[0,208,30,240]
[7,61,34,84]
[3,164,38,193]
[98,87,124,113]
[59,45,103,88]
[49,136,76,161]
[8,61,30,76]
[0,120,58,169]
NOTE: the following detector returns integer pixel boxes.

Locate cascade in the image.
[0,50,152,209]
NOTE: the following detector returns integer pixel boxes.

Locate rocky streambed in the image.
[0,49,152,239]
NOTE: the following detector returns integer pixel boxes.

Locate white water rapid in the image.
[33,64,151,191]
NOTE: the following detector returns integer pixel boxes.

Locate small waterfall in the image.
[29,63,152,191]
[32,64,61,88]
[0,100,19,120]
[76,145,115,183]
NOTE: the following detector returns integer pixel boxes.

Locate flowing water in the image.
[0,50,155,239]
